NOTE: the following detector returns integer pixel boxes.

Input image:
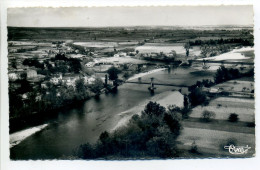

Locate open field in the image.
[74,42,118,48]
[177,127,255,157]
[182,118,254,134]
[214,80,254,92]
[74,41,139,48]
[190,97,254,122]
[135,43,201,56]
[136,44,185,54]
[99,56,147,64]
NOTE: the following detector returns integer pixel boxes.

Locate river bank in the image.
[9,97,89,133]
[111,90,184,131]
[10,124,48,148]
[197,47,254,61]
[127,68,167,81]
[9,67,172,148]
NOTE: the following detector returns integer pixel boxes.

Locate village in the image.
[8,40,146,102]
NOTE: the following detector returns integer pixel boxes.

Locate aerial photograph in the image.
[7,6,255,160]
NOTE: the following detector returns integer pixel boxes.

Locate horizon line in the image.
[7,24,254,28]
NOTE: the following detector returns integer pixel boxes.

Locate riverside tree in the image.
[184,42,191,57]
[90,77,104,96]
[75,78,89,100]
[188,87,207,106]
[107,66,120,81]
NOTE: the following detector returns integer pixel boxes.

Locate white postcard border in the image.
[1,1,259,170]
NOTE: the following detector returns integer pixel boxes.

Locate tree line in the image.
[23,53,82,74]
[188,38,254,46]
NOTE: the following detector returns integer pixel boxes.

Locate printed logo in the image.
[224,145,251,155]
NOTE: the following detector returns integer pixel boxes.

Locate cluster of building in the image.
[9,69,44,82]
[42,73,97,88]
[8,46,38,53]
[8,41,102,93]
[140,52,176,60]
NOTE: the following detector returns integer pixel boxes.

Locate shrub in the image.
[123,72,130,79]
[181,107,190,119]
[201,110,216,122]
[228,113,239,122]
[190,140,199,154]
[247,122,255,127]
[220,138,237,151]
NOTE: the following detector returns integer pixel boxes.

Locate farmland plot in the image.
[135,43,201,56]
[135,44,186,54]
[214,80,254,92]
[99,56,147,64]
[74,42,118,48]
[189,97,254,122]
[177,127,255,157]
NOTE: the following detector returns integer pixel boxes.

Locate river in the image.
[10,66,215,160]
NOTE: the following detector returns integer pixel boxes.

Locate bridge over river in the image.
[125,77,190,94]
[125,81,189,88]
[189,59,254,66]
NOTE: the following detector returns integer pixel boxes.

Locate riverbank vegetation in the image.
[188,38,254,47]
[188,65,254,107]
[76,101,182,159]
[9,76,105,132]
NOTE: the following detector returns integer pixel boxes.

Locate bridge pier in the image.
[148,77,156,92]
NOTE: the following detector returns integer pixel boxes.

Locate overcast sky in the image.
[7,6,253,27]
